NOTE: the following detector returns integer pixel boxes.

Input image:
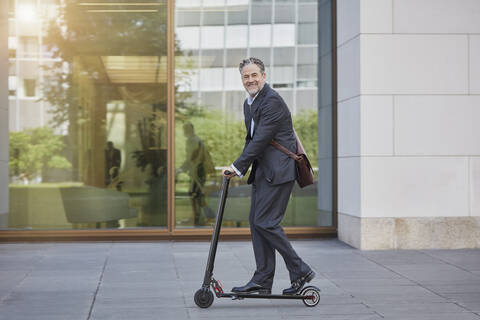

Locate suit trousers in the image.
[249,169,311,288]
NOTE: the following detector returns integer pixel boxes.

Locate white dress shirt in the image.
[231,92,259,178]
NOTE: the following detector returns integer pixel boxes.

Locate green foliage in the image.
[293,109,318,165]
[9,127,71,181]
[175,110,319,170]
[176,112,246,169]
[48,155,72,170]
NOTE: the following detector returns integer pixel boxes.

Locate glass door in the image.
[8,0,169,229]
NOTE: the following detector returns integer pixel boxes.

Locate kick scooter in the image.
[194,171,321,308]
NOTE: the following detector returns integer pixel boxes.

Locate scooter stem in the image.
[202,175,231,287]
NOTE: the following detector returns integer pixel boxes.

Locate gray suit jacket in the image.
[233,83,297,185]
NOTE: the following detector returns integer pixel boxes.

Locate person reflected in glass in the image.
[105,141,121,187]
[178,122,215,226]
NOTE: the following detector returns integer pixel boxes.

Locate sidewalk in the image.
[0,239,479,320]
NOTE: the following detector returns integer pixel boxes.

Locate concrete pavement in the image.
[1,239,480,320]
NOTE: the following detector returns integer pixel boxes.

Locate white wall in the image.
[337,0,480,247]
[0,0,9,227]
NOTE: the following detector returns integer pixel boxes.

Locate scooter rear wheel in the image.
[301,286,320,307]
[194,288,214,308]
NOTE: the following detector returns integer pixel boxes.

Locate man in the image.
[179,122,215,226]
[223,57,315,295]
[105,141,121,186]
[104,141,122,228]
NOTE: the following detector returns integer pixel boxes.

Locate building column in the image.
[336,0,480,249]
[0,0,9,227]
[336,0,362,248]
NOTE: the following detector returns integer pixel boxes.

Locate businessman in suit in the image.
[223,57,314,295]
[105,141,121,186]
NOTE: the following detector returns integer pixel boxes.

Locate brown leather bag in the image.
[270,132,314,188]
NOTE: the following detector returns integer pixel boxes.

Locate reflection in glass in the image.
[176,123,216,226]
[174,0,333,228]
[6,0,334,231]
[8,0,169,229]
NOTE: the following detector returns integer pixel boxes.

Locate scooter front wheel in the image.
[301,286,320,307]
[194,288,214,308]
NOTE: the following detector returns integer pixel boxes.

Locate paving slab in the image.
[91,306,190,320]
[384,313,480,320]
[0,291,93,320]
[458,301,480,312]
[329,277,415,288]
[424,284,480,294]
[366,301,471,316]
[443,293,480,302]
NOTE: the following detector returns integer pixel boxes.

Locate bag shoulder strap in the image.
[270,140,300,161]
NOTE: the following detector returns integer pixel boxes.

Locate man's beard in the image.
[247,87,259,95]
[246,83,263,96]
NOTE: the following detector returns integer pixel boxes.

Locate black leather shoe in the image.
[282,270,315,295]
[232,281,271,294]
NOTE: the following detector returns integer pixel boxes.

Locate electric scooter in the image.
[194,171,321,308]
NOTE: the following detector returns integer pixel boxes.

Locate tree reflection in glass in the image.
[40,0,172,228]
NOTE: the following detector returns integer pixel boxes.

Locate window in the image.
[249,25,271,47]
[272,66,294,87]
[273,24,295,47]
[225,68,243,90]
[251,4,272,24]
[201,26,225,49]
[226,26,247,48]
[199,68,223,91]
[23,78,36,97]
[298,23,317,45]
[8,76,17,97]
[203,11,225,26]
[274,4,295,23]
[176,27,200,49]
[19,36,38,58]
[8,37,17,50]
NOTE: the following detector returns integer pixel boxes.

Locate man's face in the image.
[241,64,266,97]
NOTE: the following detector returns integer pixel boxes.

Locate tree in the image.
[293,110,318,166]
[9,127,71,183]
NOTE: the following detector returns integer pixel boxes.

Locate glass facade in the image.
[4,0,335,234]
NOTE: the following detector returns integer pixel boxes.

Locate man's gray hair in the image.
[239,57,265,74]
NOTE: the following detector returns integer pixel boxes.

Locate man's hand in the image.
[222,167,237,179]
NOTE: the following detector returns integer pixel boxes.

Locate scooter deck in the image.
[219,292,313,300]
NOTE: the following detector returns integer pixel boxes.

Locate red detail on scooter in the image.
[211,279,224,296]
